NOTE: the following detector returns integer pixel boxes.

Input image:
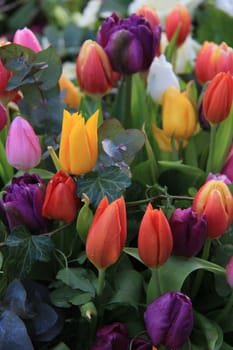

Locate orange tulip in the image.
[138,203,173,268]
[136,4,160,31]
[202,72,233,124]
[165,4,191,47]
[86,196,127,269]
[192,180,233,238]
[195,41,233,85]
[76,39,116,96]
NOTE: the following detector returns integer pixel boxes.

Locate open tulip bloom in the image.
[0,3,233,350]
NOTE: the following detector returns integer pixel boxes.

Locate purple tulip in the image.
[144,291,193,350]
[129,337,152,350]
[221,146,233,182]
[206,172,232,184]
[13,27,42,52]
[91,322,129,350]
[0,173,48,233]
[169,207,207,257]
[6,116,42,171]
[97,12,161,74]
[0,102,7,131]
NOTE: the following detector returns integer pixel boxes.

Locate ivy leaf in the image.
[77,166,131,207]
[56,268,96,294]
[5,227,54,277]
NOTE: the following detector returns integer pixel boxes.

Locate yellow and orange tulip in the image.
[59,109,99,175]
[59,74,82,109]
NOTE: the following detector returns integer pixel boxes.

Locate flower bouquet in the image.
[0,0,233,349]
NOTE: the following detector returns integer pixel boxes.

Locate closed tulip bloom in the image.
[136,4,160,31]
[86,196,127,269]
[151,124,188,152]
[59,109,98,175]
[144,291,193,350]
[222,145,233,182]
[91,322,129,350]
[13,27,42,52]
[195,41,233,85]
[6,116,42,171]
[97,12,161,74]
[147,55,180,104]
[0,173,47,233]
[226,256,233,288]
[138,203,173,268]
[169,207,207,257]
[202,72,233,124]
[59,74,82,109]
[0,102,8,131]
[192,180,233,238]
[76,40,116,96]
[162,87,197,139]
[42,171,81,223]
[165,4,191,47]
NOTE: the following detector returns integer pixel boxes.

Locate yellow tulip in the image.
[162,87,196,139]
[59,110,99,175]
[59,74,82,109]
[151,124,187,152]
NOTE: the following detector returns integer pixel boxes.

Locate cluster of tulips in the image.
[0,2,233,350]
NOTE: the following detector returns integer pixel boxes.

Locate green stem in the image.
[97,268,106,297]
[216,290,233,323]
[123,74,132,129]
[191,238,212,300]
[206,124,217,173]
[147,268,161,304]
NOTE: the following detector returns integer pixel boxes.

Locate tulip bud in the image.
[169,207,207,257]
[86,196,127,270]
[144,291,193,349]
[76,194,93,243]
[59,109,98,175]
[6,116,42,171]
[195,41,233,85]
[13,27,42,52]
[162,86,197,139]
[76,40,116,96]
[226,256,233,288]
[222,145,233,182]
[0,102,8,131]
[138,203,173,268]
[192,180,233,238]
[42,171,81,223]
[90,322,129,350]
[97,12,161,74]
[0,173,48,233]
[80,302,97,320]
[165,4,191,47]
[147,55,180,104]
[59,74,82,109]
[136,4,160,30]
[202,72,233,124]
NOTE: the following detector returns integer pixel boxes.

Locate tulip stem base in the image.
[206,124,217,173]
[147,268,161,304]
[97,268,106,297]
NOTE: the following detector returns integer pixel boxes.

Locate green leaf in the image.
[77,166,131,207]
[70,292,93,306]
[99,0,131,16]
[56,267,96,294]
[51,342,70,350]
[50,285,78,308]
[5,227,54,277]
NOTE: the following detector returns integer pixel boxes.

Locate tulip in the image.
[144,291,193,350]
[59,109,98,175]
[195,41,233,85]
[91,322,129,350]
[0,173,48,233]
[0,102,8,131]
[192,180,233,238]
[97,12,161,74]
[203,72,233,124]
[59,74,82,109]
[165,4,191,47]
[13,27,42,52]
[42,171,81,223]
[151,124,188,152]
[6,116,42,171]
[222,145,233,182]
[206,172,231,185]
[136,4,160,31]
[86,196,127,269]
[138,203,173,268]
[76,40,116,96]
[169,207,207,257]
[162,86,197,139]
[226,256,233,288]
[147,54,180,104]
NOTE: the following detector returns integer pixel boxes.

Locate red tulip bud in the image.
[165,4,191,47]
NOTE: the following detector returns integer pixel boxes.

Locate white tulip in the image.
[147,54,180,104]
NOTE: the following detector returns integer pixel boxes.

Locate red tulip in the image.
[192,180,233,238]
[76,40,117,96]
[195,41,233,85]
[42,171,80,223]
[138,203,173,268]
[165,4,191,47]
[86,196,127,269]
[136,4,161,31]
[203,72,233,124]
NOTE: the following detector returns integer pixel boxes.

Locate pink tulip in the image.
[13,27,42,52]
[6,116,42,170]
[0,102,8,131]
[222,145,233,182]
